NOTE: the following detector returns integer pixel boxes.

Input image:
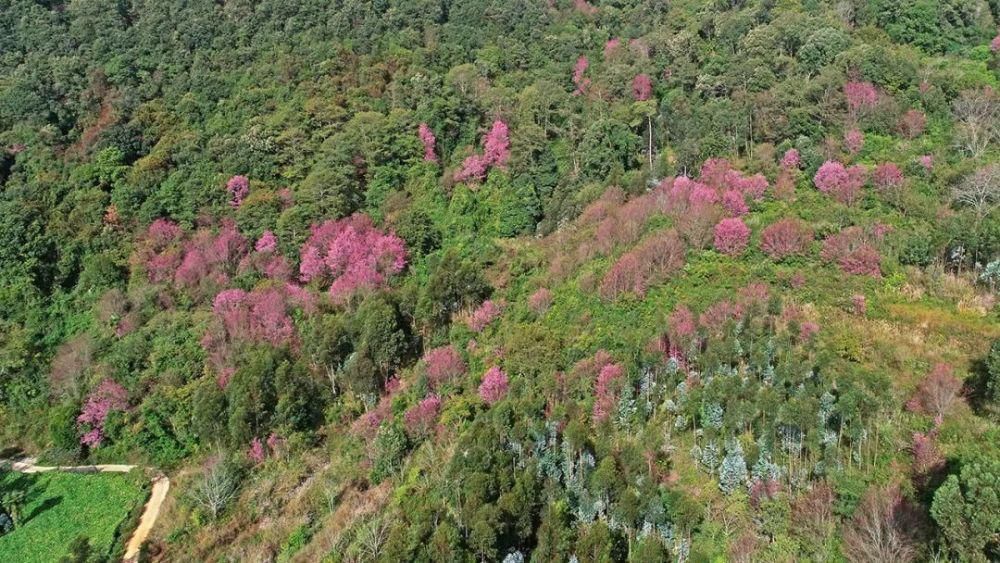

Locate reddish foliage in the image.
[907,363,963,418]
[423,345,466,388]
[599,229,685,299]
[791,483,836,546]
[843,484,920,563]
[821,227,882,276]
[298,214,407,302]
[418,122,437,162]
[911,431,944,475]
[528,288,554,314]
[632,73,652,101]
[993,34,1000,52]
[713,218,750,256]
[699,300,744,333]
[852,294,867,316]
[727,170,769,201]
[209,285,308,350]
[479,366,509,404]
[760,218,813,260]
[897,110,926,138]
[455,155,489,183]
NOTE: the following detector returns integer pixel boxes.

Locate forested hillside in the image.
[1,0,1000,560]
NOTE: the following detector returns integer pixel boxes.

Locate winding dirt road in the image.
[3,457,169,562]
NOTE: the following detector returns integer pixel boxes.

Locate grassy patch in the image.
[0,470,147,562]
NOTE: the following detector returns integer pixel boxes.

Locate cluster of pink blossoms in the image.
[299,214,407,302]
[77,379,129,447]
[455,120,511,183]
[478,366,509,405]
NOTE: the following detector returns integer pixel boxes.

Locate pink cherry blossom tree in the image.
[479,367,509,404]
[226,175,250,208]
[760,218,813,260]
[467,300,503,332]
[298,214,407,302]
[77,379,129,447]
[572,56,591,96]
[593,361,624,422]
[713,218,751,256]
[814,160,866,205]
[528,288,554,314]
[844,128,864,154]
[423,345,466,388]
[632,74,652,101]
[418,123,437,162]
[403,394,442,437]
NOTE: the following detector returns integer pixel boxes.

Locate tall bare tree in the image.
[952,164,1000,224]
[953,88,1000,158]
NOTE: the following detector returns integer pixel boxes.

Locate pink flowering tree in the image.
[713,218,751,256]
[77,379,129,447]
[780,149,801,170]
[248,437,266,464]
[299,214,407,302]
[760,218,813,260]
[226,175,250,208]
[599,230,685,299]
[174,219,249,291]
[844,128,864,154]
[423,345,466,388]
[528,288,554,314]
[604,38,621,59]
[133,218,190,284]
[919,155,934,172]
[991,34,1000,52]
[467,300,503,332]
[872,162,904,193]
[593,361,624,423]
[403,394,442,438]
[820,226,882,276]
[455,120,510,183]
[418,123,437,163]
[572,56,591,96]
[814,160,867,205]
[898,109,926,138]
[721,190,749,216]
[844,81,878,120]
[255,230,278,253]
[632,74,652,101]
[479,367,509,404]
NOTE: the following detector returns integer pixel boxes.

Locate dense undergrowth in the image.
[1,0,1000,560]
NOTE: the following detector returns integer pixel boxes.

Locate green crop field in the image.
[0,471,147,562]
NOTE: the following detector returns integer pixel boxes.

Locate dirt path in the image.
[123,475,169,561]
[3,456,169,562]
